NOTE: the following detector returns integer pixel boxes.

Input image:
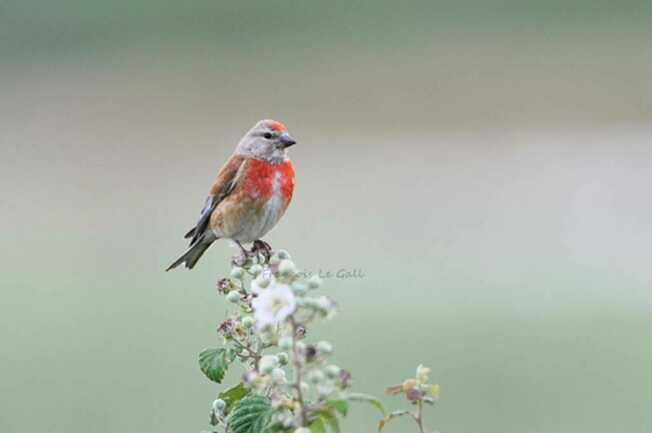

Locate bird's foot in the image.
[251,240,273,264]
[232,241,253,267]
[231,253,249,267]
[231,240,273,266]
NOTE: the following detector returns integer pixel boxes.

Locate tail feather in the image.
[184,227,195,239]
[166,237,214,271]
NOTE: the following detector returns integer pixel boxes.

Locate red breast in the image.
[242,159,295,205]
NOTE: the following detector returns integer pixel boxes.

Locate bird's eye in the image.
[263,132,273,139]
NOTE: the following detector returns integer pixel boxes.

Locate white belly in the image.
[232,171,285,243]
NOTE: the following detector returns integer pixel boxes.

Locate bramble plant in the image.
[381,365,440,433]
[200,248,438,433]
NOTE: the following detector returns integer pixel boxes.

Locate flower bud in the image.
[278,260,296,277]
[241,316,255,329]
[278,336,293,351]
[243,370,258,386]
[277,352,289,366]
[226,291,241,303]
[317,340,333,355]
[317,384,334,399]
[307,275,322,289]
[259,355,279,374]
[291,282,307,296]
[416,364,431,384]
[325,364,340,379]
[271,367,286,383]
[249,264,263,277]
[230,267,244,279]
[307,369,325,384]
[212,399,226,413]
[304,344,317,362]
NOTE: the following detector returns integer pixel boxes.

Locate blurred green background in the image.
[2,1,652,432]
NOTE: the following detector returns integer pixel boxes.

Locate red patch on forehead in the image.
[270,120,287,132]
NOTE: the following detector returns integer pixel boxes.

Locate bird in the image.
[166,119,296,271]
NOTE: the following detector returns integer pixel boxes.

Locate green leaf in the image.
[218,383,250,414]
[325,400,349,417]
[378,410,410,432]
[310,408,340,433]
[199,348,230,383]
[264,422,291,433]
[309,417,327,433]
[228,396,273,433]
[321,410,340,433]
[345,393,386,416]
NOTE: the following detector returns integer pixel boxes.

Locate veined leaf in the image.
[344,393,386,416]
[228,396,273,433]
[325,400,349,417]
[310,408,340,433]
[199,348,230,383]
[309,417,327,433]
[218,382,250,414]
[320,410,340,433]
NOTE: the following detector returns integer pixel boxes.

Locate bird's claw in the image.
[252,240,273,264]
[231,240,273,266]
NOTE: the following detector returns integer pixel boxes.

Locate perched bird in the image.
[166,119,296,271]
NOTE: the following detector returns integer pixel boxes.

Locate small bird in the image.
[167,119,296,271]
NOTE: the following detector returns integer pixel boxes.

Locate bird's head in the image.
[235,119,296,163]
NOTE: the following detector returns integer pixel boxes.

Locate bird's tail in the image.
[166,236,214,271]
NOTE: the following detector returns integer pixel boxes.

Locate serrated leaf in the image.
[345,393,386,416]
[218,383,250,415]
[378,410,410,432]
[199,348,230,383]
[228,396,273,433]
[325,400,349,417]
[264,422,291,433]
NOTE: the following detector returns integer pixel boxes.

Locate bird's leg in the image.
[251,240,273,263]
[232,241,250,267]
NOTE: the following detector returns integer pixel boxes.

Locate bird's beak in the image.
[279,132,296,148]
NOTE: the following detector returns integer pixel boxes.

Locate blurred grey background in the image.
[2,1,652,433]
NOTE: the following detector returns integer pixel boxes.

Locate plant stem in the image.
[413,400,427,433]
[289,316,308,426]
[231,336,261,369]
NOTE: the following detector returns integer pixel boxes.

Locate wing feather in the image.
[185,155,247,246]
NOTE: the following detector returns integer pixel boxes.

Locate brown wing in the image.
[184,155,247,246]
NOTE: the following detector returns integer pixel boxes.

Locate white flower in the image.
[251,269,275,293]
[252,282,296,329]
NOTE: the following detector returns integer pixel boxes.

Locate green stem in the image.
[289,316,308,426]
